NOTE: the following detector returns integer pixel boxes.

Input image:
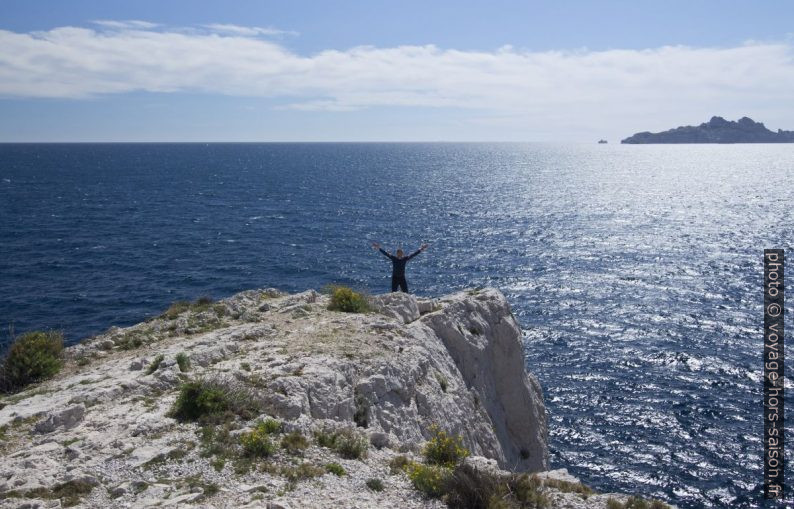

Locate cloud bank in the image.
[0,21,792,131]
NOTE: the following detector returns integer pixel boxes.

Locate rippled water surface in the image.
[1,143,792,507]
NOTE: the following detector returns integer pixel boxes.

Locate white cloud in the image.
[91,20,161,30]
[0,22,792,136]
[201,24,298,37]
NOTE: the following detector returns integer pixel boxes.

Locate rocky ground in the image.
[0,287,657,508]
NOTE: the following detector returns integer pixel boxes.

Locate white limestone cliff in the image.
[0,287,640,508]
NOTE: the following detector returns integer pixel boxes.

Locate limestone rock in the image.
[0,286,628,508]
[33,404,86,434]
[370,292,420,323]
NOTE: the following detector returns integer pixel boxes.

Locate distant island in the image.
[621,116,794,144]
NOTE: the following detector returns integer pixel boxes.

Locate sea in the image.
[0,142,792,508]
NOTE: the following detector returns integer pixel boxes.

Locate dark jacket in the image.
[379,248,422,278]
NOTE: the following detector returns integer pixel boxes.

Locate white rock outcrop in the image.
[0,287,638,508]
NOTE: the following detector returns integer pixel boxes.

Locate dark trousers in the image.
[391,276,408,293]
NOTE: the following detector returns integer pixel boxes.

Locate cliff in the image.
[0,288,647,508]
[621,116,794,143]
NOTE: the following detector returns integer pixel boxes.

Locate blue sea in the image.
[0,142,792,507]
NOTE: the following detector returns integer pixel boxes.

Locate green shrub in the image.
[423,424,469,468]
[168,377,260,423]
[239,426,276,458]
[542,477,593,497]
[281,431,309,455]
[282,462,325,482]
[145,354,164,375]
[325,462,346,476]
[210,457,225,472]
[389,455,410,475]
[353,391,369,428]
[51,479,95,507]
[405,461,450,499]
[176,352,191,372]
[366,478,384,492]
[514,474,548,507]
[443,462,503,508]
[314,427,368,459]
[161,300,191,320]
[0,331,63,392]
[260,417,282,434]
[115,330,149,350]
[607,499,624,509]
[161,296,215,320]
[334,429,369,459]
[437,465,549,509]
[435,372,448,393]
[327,286,370,313]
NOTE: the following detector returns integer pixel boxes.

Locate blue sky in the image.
[1,0,793,141]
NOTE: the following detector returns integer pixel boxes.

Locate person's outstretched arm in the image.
[406,243,429,261]
[372,242,395,260]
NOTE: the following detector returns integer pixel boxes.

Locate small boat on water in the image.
[598,139,608,144]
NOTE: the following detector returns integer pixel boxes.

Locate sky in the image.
[1,0,793,142]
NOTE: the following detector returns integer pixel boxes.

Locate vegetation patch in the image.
[161,296,214,320]
[405,461,450,499]
[423,424,470,468]
[0,479,95,508]
[366,478,385,492]
[326,285,370,313]
[145,354,165,375]
[435,372,448,392]
[259,417,282,434]
[240,424,277,458]
[176,352,191,372]
[168,377,260,423]
[281,431,309,455]
[353,390,369,428]
[314,427,368,459]
[0,330,63,393]
[542,477,593,497]
[115,330,149,350]
[389,455,410,475]
[606,496,671,509]
[325,462,346,476]
[143,448,188,469]
[281,462,325,482]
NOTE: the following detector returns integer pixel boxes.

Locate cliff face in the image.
[621,116,794,143]
[0,288,552,508]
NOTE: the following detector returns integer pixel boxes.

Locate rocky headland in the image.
[0,288,668,508]
[621,116,794,143]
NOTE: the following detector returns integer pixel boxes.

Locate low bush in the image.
[168,377,260,423]
[281,431,309,455]
[282,462,325,482]
[0,330,63,392]
[314,427,368,459]
[259,417,282,434]
[145,354,164,375]
[239,425,276,458]
[325,462,346,476]
[405,461,450,499]
[512,474,548,507]
[436,464,550,509]
[366,478,384,492]
[326,286,370,313]
[176,352,190,372]
[388,455,410,475]
[161,296,215,320]
[542,477,593,497]
[423,424,469,468]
